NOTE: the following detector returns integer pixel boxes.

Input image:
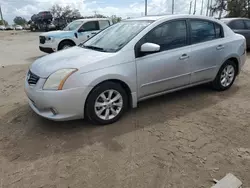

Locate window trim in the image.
[188,18,224,45]
[135,19,189,58]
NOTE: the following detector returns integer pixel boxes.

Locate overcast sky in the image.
[1,0,207,23]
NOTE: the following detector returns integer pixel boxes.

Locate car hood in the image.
[30,46,116,78]
[41,30,73,38]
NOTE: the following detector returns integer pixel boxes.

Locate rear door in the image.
[188,19,226,84]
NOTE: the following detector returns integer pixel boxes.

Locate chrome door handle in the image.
[179,54,189,60]
[216,45,225,50]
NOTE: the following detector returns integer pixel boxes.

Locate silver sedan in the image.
[25,15,246,125]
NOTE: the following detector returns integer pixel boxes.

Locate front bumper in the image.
[39,47,54,53]
[39,38,59,53]
[25,79,93,121]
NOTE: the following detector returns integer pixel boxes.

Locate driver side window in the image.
[79,21,99,32]
[144,20,188,51]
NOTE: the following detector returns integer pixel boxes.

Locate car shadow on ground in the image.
[0,84,240,162]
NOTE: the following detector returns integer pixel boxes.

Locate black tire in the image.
[85,82,128,125]
[58,40,75,50]
[212,60,237,91]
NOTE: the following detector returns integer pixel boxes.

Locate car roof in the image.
[221,17,250,22]
[75,18,110,22]
[127,14,221,22]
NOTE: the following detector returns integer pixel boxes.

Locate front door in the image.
[136,20,191,99]
[76,21,100,44]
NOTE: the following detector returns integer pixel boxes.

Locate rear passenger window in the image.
[244,20,250,29]
[99,20,110,30]
[229,20,245,29]
[80,21,99,31]
[190,20,216,44]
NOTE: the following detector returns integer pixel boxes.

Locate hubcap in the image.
[220,65,235,87]
[94,89,123,120]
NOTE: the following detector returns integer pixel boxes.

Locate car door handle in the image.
[179,54,189,60]
[216,45,225,50]
[91,32,97,34]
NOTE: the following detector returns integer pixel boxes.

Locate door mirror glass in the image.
[140,43,160,52]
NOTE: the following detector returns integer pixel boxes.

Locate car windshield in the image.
[64,21,83,31]
[80,20,153,52]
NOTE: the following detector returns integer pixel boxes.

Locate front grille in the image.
[27,71,39,85]
[39,36,45,44]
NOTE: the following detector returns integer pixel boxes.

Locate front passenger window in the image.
[144,20,187,51]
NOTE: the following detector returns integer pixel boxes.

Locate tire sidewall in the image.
[86,82,128,125]
[214,60,237,91]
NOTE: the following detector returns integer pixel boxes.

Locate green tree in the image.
[226,0,250,18]
[111,15,122,23]
[13,16,27,25]
[50,4,81,19]
[0,19,8,25]
[210,0,227,19]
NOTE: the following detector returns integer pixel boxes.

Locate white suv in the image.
[39,18,112,53]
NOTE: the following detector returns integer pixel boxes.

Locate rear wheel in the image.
[58,41,75,50]
[212,60,237,91]
[85,82,128,125]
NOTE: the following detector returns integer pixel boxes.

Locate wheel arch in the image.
[227,57,239,75]
[58,39,76,49]
[218,55,240,76]
[84,79,136,117]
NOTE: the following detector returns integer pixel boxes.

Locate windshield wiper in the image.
[83,45,106,52]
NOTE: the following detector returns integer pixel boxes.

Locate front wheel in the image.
[85,82,128,125]
[58,41,75,50]
[212,60,237,91]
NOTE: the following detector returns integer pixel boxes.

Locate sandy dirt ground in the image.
[0,31,250,188]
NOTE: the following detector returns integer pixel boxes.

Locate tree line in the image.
[211,0,250,19]
[0,4,122,26]
[2,1,249,26]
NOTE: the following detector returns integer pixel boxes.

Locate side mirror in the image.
[140,43,160,53]
[78,28,85,33]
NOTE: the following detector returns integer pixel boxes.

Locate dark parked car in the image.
[221,18,250,48]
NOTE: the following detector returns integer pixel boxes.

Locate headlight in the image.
[43,69,78,90]
[45,36,54,42]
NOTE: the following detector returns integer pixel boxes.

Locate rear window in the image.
[229,20,245,29]
[244,20,250,29]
